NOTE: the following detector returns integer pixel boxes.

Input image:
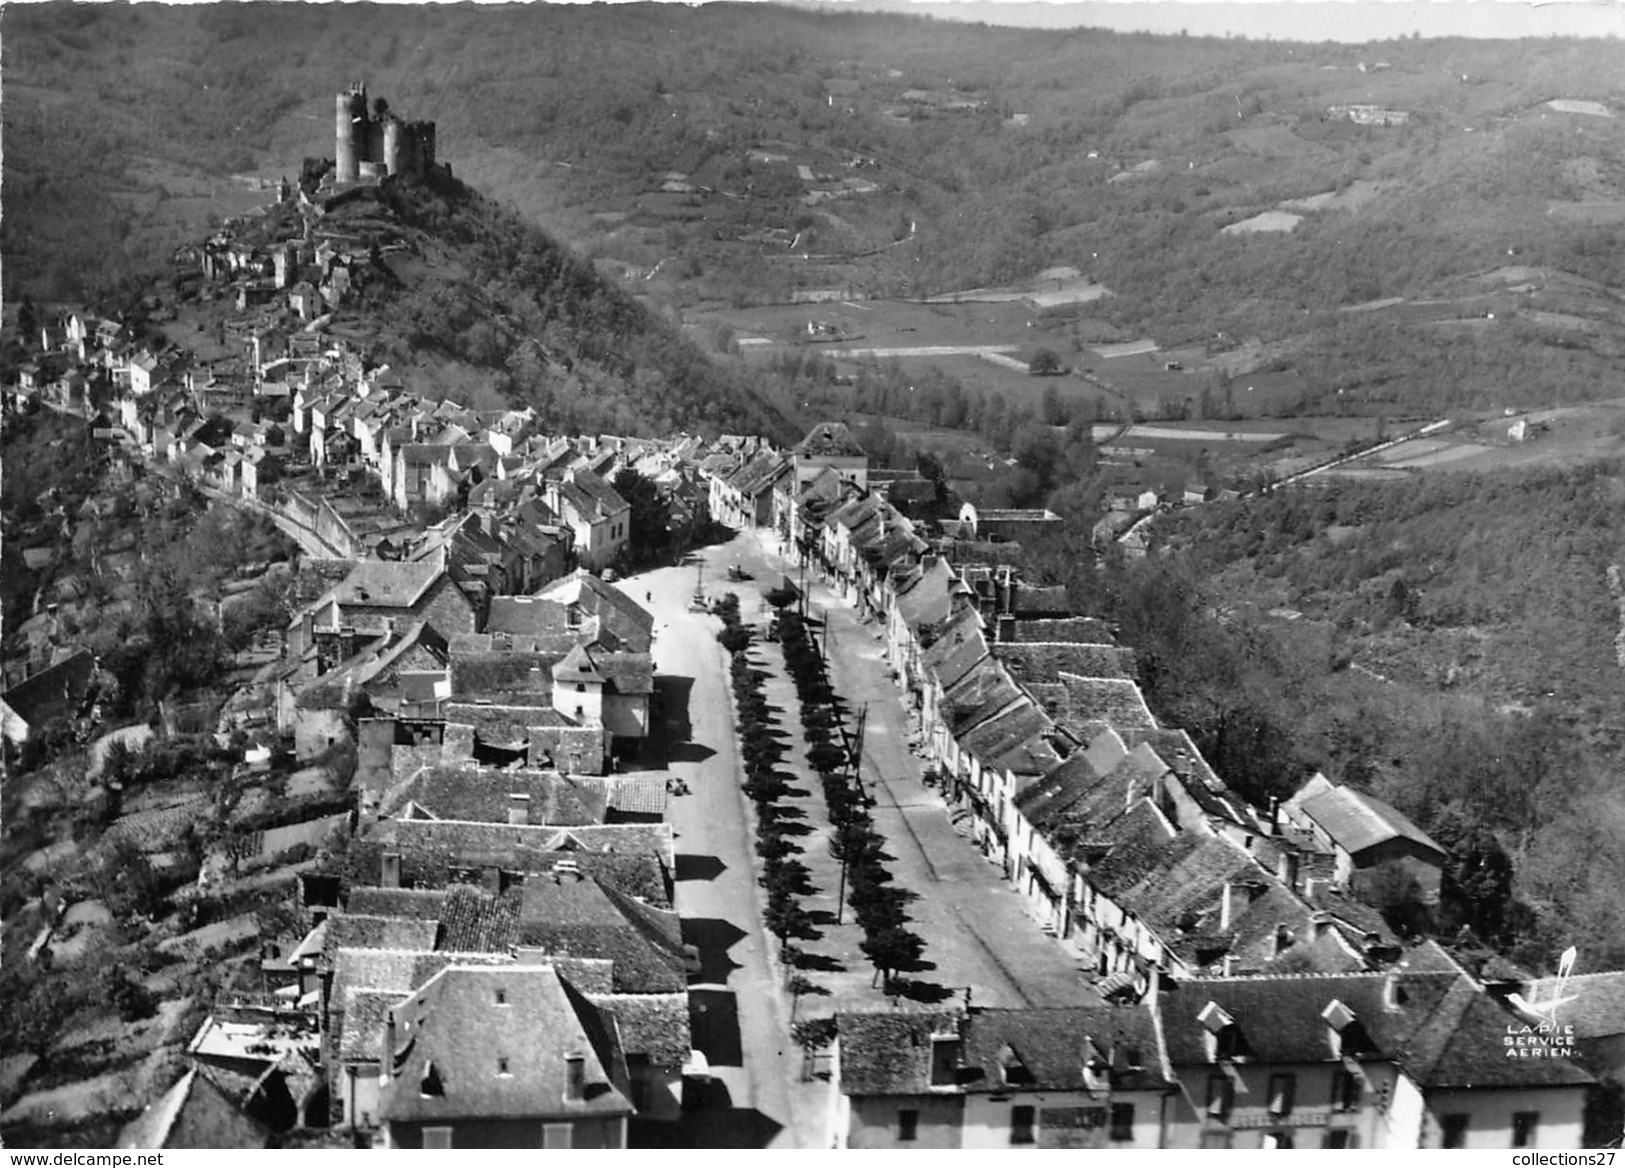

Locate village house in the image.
[542,469,631,572]
[1158,964,1594,1149]
[1281,773,1448,904]
[833,1003,1174,1149]
[377,964,634,1149]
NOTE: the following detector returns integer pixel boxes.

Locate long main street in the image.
[618,530,1099,1148]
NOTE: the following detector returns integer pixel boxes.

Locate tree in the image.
[860,925,926,988]
[1029,348,1064,376]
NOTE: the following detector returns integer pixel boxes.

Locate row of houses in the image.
[833,948,1615,1149]
[705,420,1622,1150]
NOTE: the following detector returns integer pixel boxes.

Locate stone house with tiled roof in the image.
[515,571,655,654]
[1282,773,1447,904]
[542,468,630,571]
[834,1003,1174,1149]
[379,964,634,1148]
[1158,967,1594,1149]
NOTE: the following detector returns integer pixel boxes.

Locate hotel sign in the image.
[1228,1107,1333,1130]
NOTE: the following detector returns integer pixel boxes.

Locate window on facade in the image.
[1322,1130,1355,1149]
[422,1127,452,1150]
[1011,1105,1036,1145]
[497,1057,511,1076]
[1109,1103,1135,1142]
[1206,1074,1234,1121]
[1330,1069,1361,1113]
[542,1123,572,1149]
[574,705,584,719]
[1512,1112,1539,1148]
[576,682,586,693]
[1440,1114,1469,1149]
[565,1056,586,1101]
[897,1109,919,1142]
[494,989,507,1006]
[1267,1073,1296,1116]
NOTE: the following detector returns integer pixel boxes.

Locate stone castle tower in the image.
[334,82,437,184]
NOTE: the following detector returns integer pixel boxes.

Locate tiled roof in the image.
[117,1068,269,1150]
[837,1005,1171,1096]
[958,699,1065,778]
[382,765,608,825]
[380,965,633,1125]
[345,887,449,920]
[796,421,866,459]
[336,988,408,1062]
[532,572,654,653]
[1159,972,1458,1067]
[1,648,96,728]
[322,913,439,962]
[944,658,1025,737]
[835,1009,961,1094]
[1403,978,1595,1089]
[333,556,445,610]
[1299,783,1445,857]
[1049,674,1158,733]
[994,642,1134,686]
[921,611,989,692]
[608,776,668,817]
[516,874,688,993]
[960,1004,1172,1093]
[588,993,692,1068]
[346,817,674,903]
[435,884,522,952]
[1519,971,1625,1040]
[1000,617,1116,645]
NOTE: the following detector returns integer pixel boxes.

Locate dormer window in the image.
[497,1057,511,1077]
[1322,998,1354,1057]
[929,1035,961,1087]
[420,1059,444,1097]
[565,1055,586,1101]
[495,988,508,1006]
[994,1052,1033,1085]
[1198,1001,1244,1062]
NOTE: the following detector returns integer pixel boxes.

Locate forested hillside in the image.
[7,3,1625,417]
[332,176,795,438]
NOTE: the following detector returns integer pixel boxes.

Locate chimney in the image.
[508,793,531,825]
[1277,850,1299,891]
[1220,881,1238,932]
[384,1010,398,1084]
[1221,954,1238,977]
[1273,923,1294,957]
[1382,969,1402,1011]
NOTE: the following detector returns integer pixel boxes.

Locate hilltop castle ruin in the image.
[334,82,437,184]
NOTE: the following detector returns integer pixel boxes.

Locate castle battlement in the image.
[334,82,437,184]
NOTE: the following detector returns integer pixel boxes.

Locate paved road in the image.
[724,532,1101,1012]
[617,546,833,1150]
